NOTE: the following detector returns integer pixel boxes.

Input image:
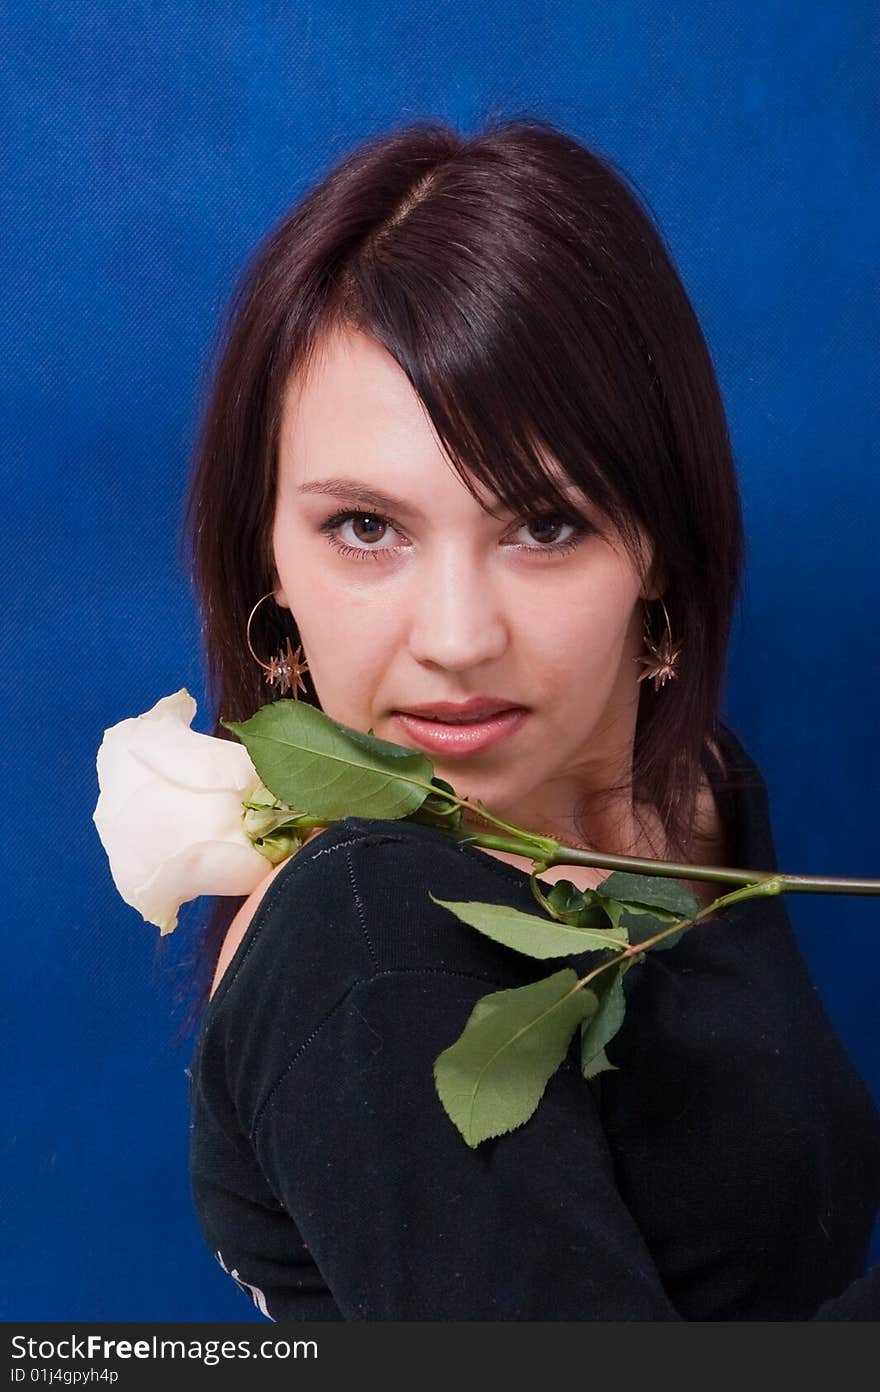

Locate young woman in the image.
[182,117,880,1320]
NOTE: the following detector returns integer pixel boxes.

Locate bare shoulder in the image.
[208,859,288,1001]
[208,826,328,1002]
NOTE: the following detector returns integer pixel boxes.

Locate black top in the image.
[187,722,880,1321]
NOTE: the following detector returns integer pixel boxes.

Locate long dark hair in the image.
[176,114,747,1039]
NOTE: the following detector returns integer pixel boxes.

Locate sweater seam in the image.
[206,826,415,1025]
[344,846,378,969]
[207,835,362,1022]
[250,965,513,1145]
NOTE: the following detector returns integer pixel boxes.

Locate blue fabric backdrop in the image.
[3,1,877,1321]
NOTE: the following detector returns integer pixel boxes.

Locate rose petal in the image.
[95,777,260,901]
[95,688,258,809]
[130,839,273,936]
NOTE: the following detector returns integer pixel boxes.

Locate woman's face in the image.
[272,326,658,846]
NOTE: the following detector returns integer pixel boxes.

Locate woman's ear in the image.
[271,572,290,609]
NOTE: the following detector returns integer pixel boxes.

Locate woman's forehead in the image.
[277,326,628,537]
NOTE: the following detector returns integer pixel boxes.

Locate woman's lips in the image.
[391,708,528,756]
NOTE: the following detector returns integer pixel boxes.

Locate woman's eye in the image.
[317,509,590,561]
[317,510,403,559]
[341,514,394,547]
[512,515,579,548]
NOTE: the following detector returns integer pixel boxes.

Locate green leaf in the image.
[579,969,626,1078]
[582,1047,619,1080]
[619,909,686,952]
[595,871,698,919]
[434,969,599,1147]
[543,879,608,925]
[406,776,464,830]
[545,879,589,918]
[428,894,629,959]
[222,701,435,820]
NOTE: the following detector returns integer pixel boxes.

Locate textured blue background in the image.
[3,2,877,1321]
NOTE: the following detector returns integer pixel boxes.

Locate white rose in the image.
[93,688,271,936]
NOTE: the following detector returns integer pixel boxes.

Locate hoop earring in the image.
[633,595,682,692]
[245,591,310,698]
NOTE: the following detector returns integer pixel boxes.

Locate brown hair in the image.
[175,114,748,1039]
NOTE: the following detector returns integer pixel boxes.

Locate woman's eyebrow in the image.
[298,475,527,522]
[296,477,429,521]
[296,474,585,520]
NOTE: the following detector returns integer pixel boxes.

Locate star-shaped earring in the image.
[245,592,310,699]
[633,596,681,692]
[634,636,683,691]
[265,637,310,698]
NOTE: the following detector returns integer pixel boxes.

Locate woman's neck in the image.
[465,768,728,911]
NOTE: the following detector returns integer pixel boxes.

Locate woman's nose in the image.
[406,548,508,672]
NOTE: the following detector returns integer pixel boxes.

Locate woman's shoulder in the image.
[204,812,562,1057]
[209,821,362,1000]
[208,818,404,1003]
[205,813,548,1029]
[198,815,547,1140]
[210,855,292,1001]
